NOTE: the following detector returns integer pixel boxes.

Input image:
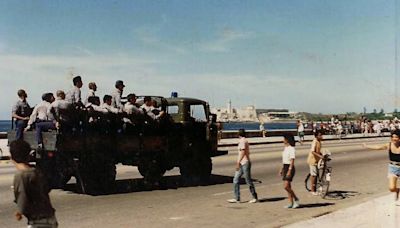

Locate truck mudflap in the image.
[212,150,228,157]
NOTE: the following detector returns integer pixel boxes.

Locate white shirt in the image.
[282,146,296,164]
[86,103,108,113]
[298,123,304,132]
[28,101,54,125]
[101,103,120,114]
[111,89,123,109]
[84,89,96,105]
[51,98,69,117]
[237,137,249,165]
[140,104,157,119]
[52,98,69,110]
[124,102,142,115]
[66,87,81,104]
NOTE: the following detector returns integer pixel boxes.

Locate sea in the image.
[0,120,296,132]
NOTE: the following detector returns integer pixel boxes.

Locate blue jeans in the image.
[15,120,28,140]
[233,161,257,201]
[35,121,56,144]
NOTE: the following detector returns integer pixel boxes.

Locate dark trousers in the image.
[36,121,56,144]
[15,120,28,140]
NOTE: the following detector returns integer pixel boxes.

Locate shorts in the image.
[388,164,400,178]
[298,132,304,138]
[282,164,295,182]
[309,165,318,176]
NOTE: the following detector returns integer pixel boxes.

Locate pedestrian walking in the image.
[363,129,400,203]
[280,133,300,208]
[227,129,258,203]
[259,122,266,138]
[9,140,58,227]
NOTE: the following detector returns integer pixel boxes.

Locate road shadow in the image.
[258,197,286,203]
[238,178,262,185]
[299,202,335,208]
[325,190,360,200]
[64,174,234,195]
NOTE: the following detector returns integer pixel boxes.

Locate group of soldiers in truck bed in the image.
[12,76,166,147]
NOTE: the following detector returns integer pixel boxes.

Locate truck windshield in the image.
[190,104,207,122]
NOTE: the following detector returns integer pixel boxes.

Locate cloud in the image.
[200,28,254,53]
[73,46,95,56]
[134,27,187,54]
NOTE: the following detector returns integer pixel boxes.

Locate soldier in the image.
[84,82,97,105]
[65,76,83,104]
[51,90,69,115]
[12,89,31,140]
[140,96,164,120]
[102,95,120,114]
[124,93,142,115]
[111,80,125,110]
[25,93,57,147]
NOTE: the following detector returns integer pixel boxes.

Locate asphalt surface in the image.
[0,137,392,228]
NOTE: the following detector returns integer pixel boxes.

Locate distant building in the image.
[385,113,394,118]
[211,101,257,122]
[236,106,257,122]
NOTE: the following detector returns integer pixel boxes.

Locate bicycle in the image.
[304,151,332,198]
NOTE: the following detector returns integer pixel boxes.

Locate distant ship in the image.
[257,110,298,123]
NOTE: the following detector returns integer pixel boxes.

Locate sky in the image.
[0,0,399,119]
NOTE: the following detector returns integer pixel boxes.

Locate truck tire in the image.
[179,156,212,185]
[138,156,166,184]
[76,154,116,195]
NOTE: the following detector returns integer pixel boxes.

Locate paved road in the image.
[0,137,392,227]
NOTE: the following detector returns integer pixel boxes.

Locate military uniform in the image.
[12,99,31,140]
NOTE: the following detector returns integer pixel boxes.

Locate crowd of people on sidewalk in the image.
[300,117,397,137]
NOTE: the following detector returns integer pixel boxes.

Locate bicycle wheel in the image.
[304,174,312,192]
[318,169,331,198]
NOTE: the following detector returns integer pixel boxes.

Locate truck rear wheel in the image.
[138,156,166,184]
[76,154,116,195]
[180,156,212,185]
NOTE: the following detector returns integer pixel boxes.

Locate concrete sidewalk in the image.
[284,194,400,228]
[218,133,390,147]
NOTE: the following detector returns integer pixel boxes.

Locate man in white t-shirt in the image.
[227,129,258,203]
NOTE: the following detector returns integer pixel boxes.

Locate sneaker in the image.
[248,199,258,203]
[311,192,319,196]
[292,201,300,209]
[227,199,240,203]
[284,204,293,209]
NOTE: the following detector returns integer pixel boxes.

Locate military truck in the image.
[8,96,227,194]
